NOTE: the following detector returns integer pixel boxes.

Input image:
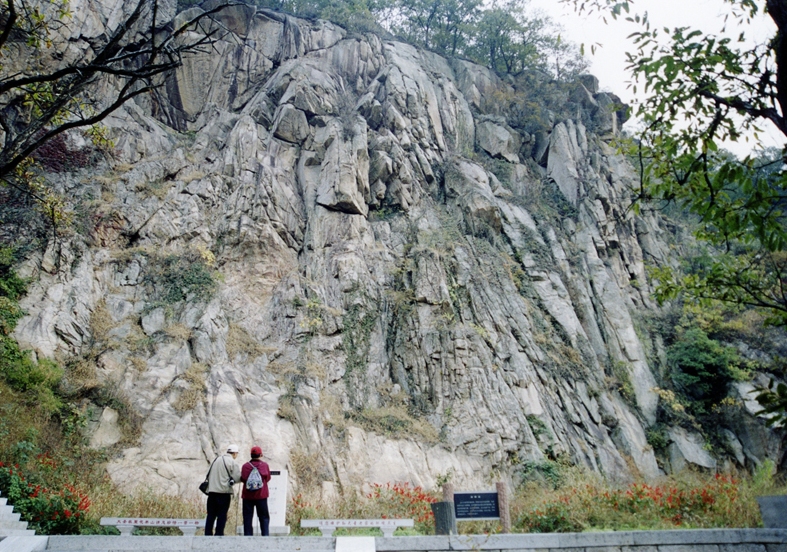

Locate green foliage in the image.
[0,346,63,412]
[645,426,669,452]
[667,327,741,411]
[0,247,27,340]
[144,252,218,305]
[470,1,586,78]
[0,248,27,303]
[0,356,201,536]
[389,0,481,56]
[388,0,586,79]
[608,360,636,405]
[255,0,586,79]
[525,414,549,438]
[341,300,378,403]
[0,247,63,412]
[753,379,787,427]
[617,4,787,328]
[228,0,384,33]
[0,462,91,534]
[518,460,564,489]
[517,503,581,532]
[514,470,772,532]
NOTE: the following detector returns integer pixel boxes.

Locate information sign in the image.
[268,470,288,528]
[453,492,500,520]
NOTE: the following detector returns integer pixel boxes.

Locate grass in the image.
[349,406,440,443]
[226,324,275,361]
[283,461,787,537]
[172,363,208,413]
[510,464,784,533]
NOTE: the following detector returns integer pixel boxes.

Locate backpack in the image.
[246,465,263,491]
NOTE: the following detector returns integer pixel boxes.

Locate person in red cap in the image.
[240,445,272,536]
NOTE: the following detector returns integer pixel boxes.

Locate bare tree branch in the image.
[0,0,240,183]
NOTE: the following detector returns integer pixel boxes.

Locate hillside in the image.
[1,0,784,500]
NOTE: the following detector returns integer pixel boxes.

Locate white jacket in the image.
[206,454,241,494]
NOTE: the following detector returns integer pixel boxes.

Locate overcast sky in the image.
[526,0,781,156]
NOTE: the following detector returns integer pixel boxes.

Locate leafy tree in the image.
[470,1,549,74]
[0,0,236,213]
[389,0,481,56]
[562,0,787,421]
[387,0,586,79]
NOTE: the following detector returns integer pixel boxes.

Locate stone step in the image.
[0,511,21,522]
[0,518,29,530]
[0,529,36,537]
[0,535,47,552]
[0,497,7,507]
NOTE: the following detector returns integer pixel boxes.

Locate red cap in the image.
[251,446,262,457]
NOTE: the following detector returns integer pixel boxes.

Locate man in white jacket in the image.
[204,444,242,536]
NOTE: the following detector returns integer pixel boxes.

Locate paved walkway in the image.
[0,529,784,552]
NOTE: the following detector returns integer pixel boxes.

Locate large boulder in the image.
[667,427,717,472]
[476,120,521,163]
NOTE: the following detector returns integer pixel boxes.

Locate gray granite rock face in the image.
[7,0,783,497]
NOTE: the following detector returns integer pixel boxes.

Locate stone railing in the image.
[301,518,414,537]
[99,517,204,536]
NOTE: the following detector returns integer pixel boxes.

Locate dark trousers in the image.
[205,492,232,536]
[242,498,270,536]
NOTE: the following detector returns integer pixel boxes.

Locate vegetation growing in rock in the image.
[342,301,379,389]
[0,247,63,413]
[349,406,440,443]
[667,327,744,415]
[172,362,208,412]
[226,324,274,360]
[143,251,219,305]
[1,0,785,523]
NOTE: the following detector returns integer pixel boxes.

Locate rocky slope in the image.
[8,0,784,498]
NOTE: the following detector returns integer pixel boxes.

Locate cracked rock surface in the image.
[9,1,783,497]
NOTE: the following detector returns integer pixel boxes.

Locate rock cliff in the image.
[7,0,784,497]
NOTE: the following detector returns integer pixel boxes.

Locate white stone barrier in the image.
[99,517,205,536]
[301,519,414,537]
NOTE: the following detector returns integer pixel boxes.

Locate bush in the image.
[0,247,27,335]
[0,462,91,534]
[145,252,218,304]
[366,482,438,532]
[518,460,564,489]
[517,503,582,533]
[667,327,740,412]
[0,247,63,413]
